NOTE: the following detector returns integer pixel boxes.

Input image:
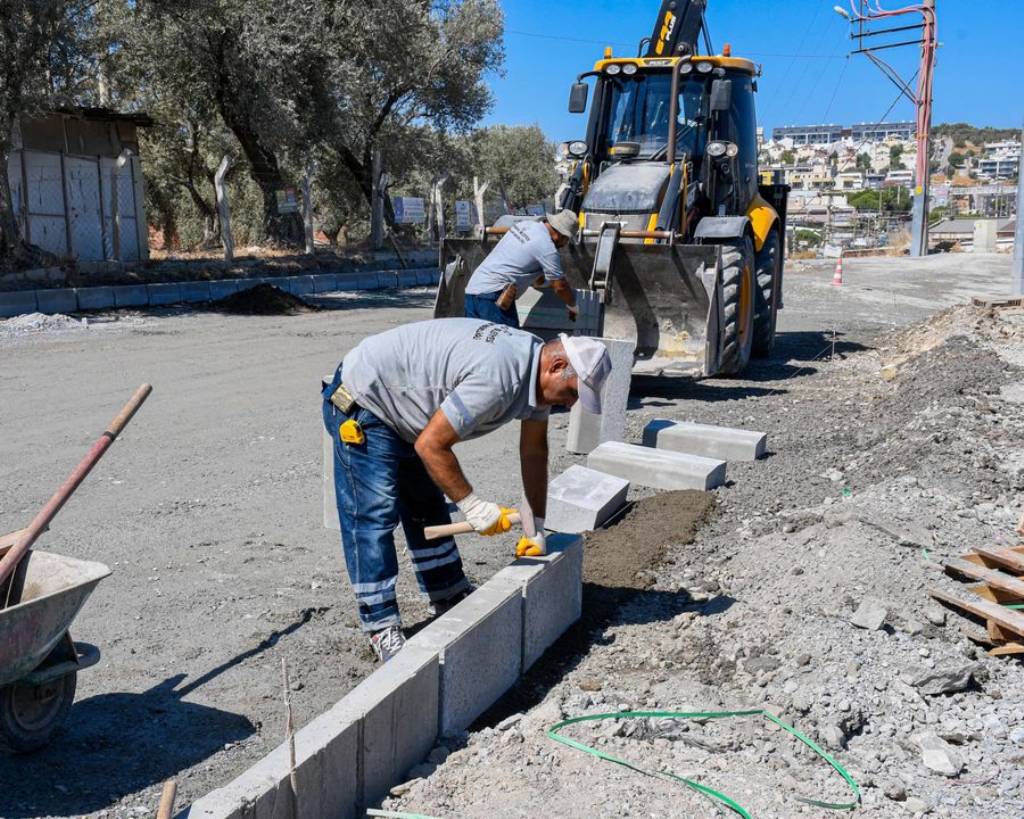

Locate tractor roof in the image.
[594,55,757,75]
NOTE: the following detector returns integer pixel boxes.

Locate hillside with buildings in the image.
[758,121,1020,255]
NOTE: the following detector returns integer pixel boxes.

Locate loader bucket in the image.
[437,238,724,376]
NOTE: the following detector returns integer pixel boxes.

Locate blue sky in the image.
[481,0,1024,141]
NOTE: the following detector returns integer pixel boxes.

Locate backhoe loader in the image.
[435,0,788,376]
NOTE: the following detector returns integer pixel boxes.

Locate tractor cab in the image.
[562,54,762,242]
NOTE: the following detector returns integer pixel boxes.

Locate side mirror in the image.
[568,82,589,114]
[710,79,732,112]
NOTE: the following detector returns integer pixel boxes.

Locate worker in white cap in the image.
[463,210,580,328]
[322,318,612,662]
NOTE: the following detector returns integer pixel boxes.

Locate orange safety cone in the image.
[832,254,843,287]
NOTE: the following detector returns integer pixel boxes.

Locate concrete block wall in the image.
[0,266,442,319]
[180,533,584,819]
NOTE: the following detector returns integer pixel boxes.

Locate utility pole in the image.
[1013,126,1023,294]
[837,0,938,257]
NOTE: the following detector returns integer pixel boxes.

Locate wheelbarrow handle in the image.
[0,385,152,596]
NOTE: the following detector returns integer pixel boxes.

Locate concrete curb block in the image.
[0,290,39,317]
[407,583,523,737]
[642,419,767,461]
[545,465,630,534]
[0,268,441,319]
[179,533,584,819]
[588,440,727,490]
[35,288,77,314]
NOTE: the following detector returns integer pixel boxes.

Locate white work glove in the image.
[456,493,514,536]
[516,517,547,557]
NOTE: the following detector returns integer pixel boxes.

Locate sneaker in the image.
[369,624,405,662]
[428,587,473,619]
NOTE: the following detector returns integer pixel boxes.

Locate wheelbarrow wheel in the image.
[0,672,77,754]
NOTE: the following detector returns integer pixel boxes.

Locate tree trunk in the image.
[219,115,302,247]
[184,181,219,249]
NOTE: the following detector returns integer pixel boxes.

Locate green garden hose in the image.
[547,709,862,819]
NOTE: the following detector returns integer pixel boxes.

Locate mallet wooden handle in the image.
[425,512,521,540]
[156,779,177,819]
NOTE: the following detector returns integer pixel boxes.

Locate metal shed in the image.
[6,108,152,264]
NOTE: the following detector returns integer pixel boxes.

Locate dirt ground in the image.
[0,252,1020,817]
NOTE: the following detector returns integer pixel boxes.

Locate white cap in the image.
[559,334,613,414]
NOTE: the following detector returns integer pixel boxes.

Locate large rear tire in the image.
[717,235,755,376]
[752,229,781,357]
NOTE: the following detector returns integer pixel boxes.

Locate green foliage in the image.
[795,228,821,247]
[462,125,558,210]
[932,122,1020,146]
[780,149,795,165]
[847,186,912,214]
[888,144,905,170]
[855,152,871,171]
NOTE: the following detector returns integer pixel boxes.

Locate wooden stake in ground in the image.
[282,657,298,813]
[156,779,177,819]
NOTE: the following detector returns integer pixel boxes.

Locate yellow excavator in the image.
[436,0,788,376]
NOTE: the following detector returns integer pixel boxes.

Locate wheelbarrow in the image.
[0,543,110,752]
[0,384,151,754]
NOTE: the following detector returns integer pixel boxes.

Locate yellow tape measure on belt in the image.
[339,418,365,445]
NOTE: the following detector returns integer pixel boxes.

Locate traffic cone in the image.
[832,254,843,287]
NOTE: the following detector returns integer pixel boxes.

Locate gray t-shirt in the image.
[464,220,566,297]
[341,318,550,443]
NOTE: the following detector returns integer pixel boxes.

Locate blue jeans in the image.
[464,291,520,328]
[322,368,469,631]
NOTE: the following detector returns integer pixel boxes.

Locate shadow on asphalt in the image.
[0,607,327,817]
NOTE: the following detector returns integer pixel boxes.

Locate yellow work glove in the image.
[516,532,547,557]
[456,493,515,536]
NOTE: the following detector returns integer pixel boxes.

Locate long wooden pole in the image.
[0,384,152,596]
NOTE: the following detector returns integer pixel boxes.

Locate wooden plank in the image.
[989,642,1024,657]
[945,558,1024,600]
[930,587,1024,639]
[972,296,1024,308]
[973,546,1024,574]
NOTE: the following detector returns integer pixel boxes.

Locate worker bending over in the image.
[322,318,612,662]
[463,210,580,328]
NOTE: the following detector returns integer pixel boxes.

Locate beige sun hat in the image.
[546,209,579,239]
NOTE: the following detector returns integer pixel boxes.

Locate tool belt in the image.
[325,381,358,413]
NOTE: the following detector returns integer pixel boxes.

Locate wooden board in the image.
[930,587,1024,640]
[944,558,1024,600]
[972,545,1024,574]
[971,296,1024,308]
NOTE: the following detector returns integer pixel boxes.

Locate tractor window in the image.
[722,72,759,201]
[601,73,707,160]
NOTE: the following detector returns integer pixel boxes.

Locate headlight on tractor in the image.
[568,140,588,158]
[622,63,638,75]
[707,141,738,159]
[696,61,714,73]
[679,62,693,74]
[605,63,621,75]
